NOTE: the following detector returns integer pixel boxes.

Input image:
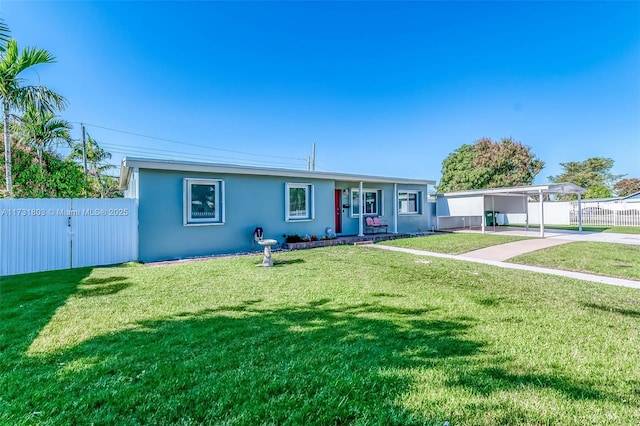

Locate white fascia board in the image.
[120,157,435,186]
[118,159,132,190]
[437,182,586,197]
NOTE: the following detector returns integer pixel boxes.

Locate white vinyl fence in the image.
[570,199,640,227]
[1,198,138,276]
[503,200,640,227]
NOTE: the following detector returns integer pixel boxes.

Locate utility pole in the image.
[81,123,87,174]
[311,142,316,171]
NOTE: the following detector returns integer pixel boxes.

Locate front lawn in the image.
[1,246,639,425]
[381,233,530,254]
[509,242,640,281]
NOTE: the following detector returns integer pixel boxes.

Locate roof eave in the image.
[437,183,587,197]
[119,157,435,186]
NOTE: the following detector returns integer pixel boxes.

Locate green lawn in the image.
[2,246,639,425]
[509,242,640,281]
[380,233,531,254]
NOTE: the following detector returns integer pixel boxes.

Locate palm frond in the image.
[17,85,67,113]
[16,46,56,74]
[0,18,10,53]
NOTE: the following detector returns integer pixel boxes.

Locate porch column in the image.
[577,193,583,232]
[393,183,398,234]
[358,181,364,237]
[481,195,486,233]
[539,189,545,237]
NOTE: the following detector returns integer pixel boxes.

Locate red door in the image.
[334,189,342,234]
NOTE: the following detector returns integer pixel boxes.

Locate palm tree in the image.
[0,35,66,197]
[16,105,73,166]
[69,134,116,197]
[69,133,113,173]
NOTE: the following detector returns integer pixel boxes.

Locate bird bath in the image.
[257,239,278,267]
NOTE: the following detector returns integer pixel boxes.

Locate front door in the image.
[334,189,342,234]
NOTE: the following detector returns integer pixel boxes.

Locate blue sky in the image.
[2,1,639,185]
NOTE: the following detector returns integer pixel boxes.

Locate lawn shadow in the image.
[76,276,131,298]
[273,258,305,266]
[582,302,640,318]
[448,365,607,401]
[6,301,481,424]
[4,299,631,424]
[0,267,94,355]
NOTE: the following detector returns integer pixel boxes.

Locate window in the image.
[351,189,382,216]
[184,178,224,225]
[286,183,314,221]
[399,191,421,214]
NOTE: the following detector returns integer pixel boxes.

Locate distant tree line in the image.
[0,18,120,198]
[437,137,638,199]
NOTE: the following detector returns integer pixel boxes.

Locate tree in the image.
[585,185,612,199]
[8,139,91,198]
[69,134,121,198]
[437,137,544,192]
[548,157,623,199]
[15,105,72,166]
[0,36,66,197]
[613,178,640,197]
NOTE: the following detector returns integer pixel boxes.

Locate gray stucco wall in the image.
[136,170,432,262]
[138,169,335,262]
[334,181,430,236]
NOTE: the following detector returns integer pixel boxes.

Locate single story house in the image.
[119,157,435,262]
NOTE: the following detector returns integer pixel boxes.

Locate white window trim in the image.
[285,183,315,222]
[398,190,421,215]
[351,188,383,217]
[183,178,225,226]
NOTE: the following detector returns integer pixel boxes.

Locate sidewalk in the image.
[366,243,640,290]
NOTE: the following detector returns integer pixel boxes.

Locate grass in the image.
[509,242,640,281]
[1,246,639,425]
[380,232,531,254]
[507,224,640,234]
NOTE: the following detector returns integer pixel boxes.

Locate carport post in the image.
[492,195,496,231]
[523,193,529,232]
[481,195,486,233]
[358,181,364,237]
[577,193,583,232]
[538,189,545,238]
[393,183,398,234]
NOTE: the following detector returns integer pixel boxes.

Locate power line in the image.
[77,122,307,162]
[101,142,307,169]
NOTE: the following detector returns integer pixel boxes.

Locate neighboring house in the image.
[570,191,640,227]
[625,191,640,202]
[119,157,435,262]
[578,191,640,205]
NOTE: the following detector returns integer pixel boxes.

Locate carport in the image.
[436,183,587,237]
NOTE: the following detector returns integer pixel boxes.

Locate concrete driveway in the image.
[454,227,640,262]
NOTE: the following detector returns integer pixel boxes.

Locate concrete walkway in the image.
[463,238,573,262]
[366,243,640,290]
